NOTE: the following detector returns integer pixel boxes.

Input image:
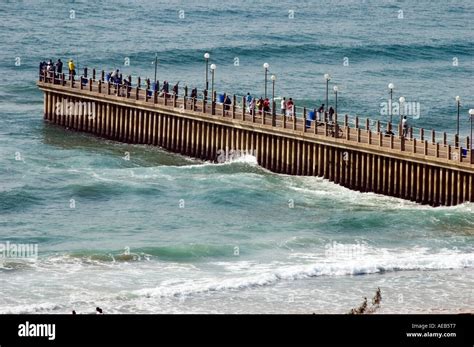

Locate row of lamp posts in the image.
[156,52,473,154]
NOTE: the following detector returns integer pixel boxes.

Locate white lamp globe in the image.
[263,62,269,69]
[388,83,394,89]
[399,96,405,103]
[210,64,216,70]
[204,52,210,59]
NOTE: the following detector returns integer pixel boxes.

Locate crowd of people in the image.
[39,58,78,81]
[244,93,292,117]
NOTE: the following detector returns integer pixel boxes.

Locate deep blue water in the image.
[0,0,472,313]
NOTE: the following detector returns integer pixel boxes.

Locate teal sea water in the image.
[0,0,473,313]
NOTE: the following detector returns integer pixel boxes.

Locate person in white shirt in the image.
[281,97,286,115]
[402,116,408,137]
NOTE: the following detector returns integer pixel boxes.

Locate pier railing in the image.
[39,69,473,167]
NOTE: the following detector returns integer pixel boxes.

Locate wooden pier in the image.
[37,70,474,206]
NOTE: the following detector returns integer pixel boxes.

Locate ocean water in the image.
[0,0,473,314]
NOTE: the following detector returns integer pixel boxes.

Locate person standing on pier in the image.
[124,78,131,96]
[328,106,335,123]
[281,97,287,115]
[257,97,263,115]
[173,82,179,96]
[68,59,76,79]
[56,59,63,74]
[111,69,119,82]
[46,60,53,72]
[225,94,232,110]
[263,98,270,114]
[190,87,198,99]
[317,104,325,122]
[246,93,252,113]
[39,61,45,78]
[246,93,252,104]
[162,81,169,96]
[286,98,294,118]
[402,116,408,137]
[250,97,256,116]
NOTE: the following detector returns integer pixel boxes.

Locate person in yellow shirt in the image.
[68,59,76,78]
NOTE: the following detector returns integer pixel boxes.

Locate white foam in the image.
[131,247,474,298]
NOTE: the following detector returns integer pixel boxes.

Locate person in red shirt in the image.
[263,98,270,114]
[286,98,294,118]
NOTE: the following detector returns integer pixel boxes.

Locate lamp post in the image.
[455,96,461,137]
[271,74,276,115]
[399,96,405,120]
[263,63,269,99]
[153,53,158,85]
[388,83,394,124]
[469,109,474,151]
[399,96,405,136]
[210,63,216,100]
[324,73,331,112]
[204,52,210,91]
[333,85,338,115]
